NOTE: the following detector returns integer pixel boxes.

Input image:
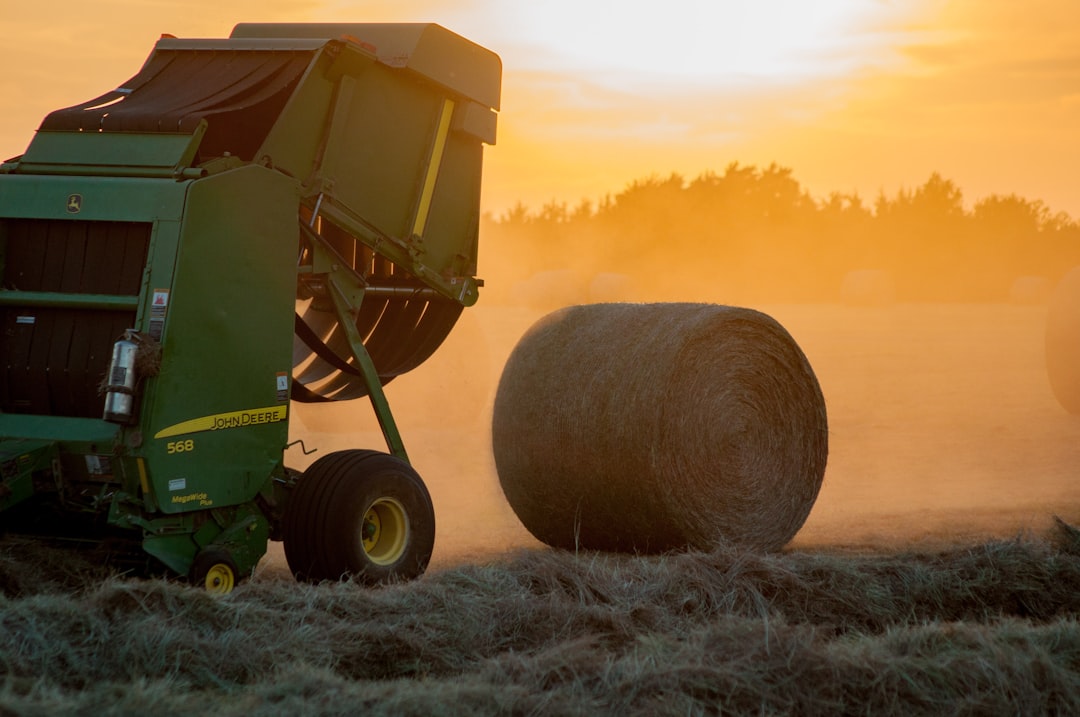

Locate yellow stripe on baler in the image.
[137,458,150,494]
[154,405,288,439]
[411,98,455,238]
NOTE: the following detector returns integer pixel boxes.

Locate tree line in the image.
[481,163,1080,303]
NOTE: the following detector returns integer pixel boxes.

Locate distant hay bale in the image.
[587,272,638,303]
[1009,276,1053,305]
[1045,266,1080,413]
[510,269,588,310]
[491,303,828,554]
[840,269,895,306]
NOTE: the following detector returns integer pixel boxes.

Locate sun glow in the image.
[488,1,917,90]
[2,1,1079,221]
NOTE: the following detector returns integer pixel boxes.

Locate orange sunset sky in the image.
[2,1,1078,219]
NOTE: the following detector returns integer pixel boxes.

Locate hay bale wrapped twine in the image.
[491,303,828,554]
[1046,266,1080,414]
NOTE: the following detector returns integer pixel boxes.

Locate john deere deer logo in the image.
[66,194,82,213]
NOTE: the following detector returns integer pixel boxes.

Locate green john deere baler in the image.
[0,23,500,591]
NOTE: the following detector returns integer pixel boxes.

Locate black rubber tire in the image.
[189,549,239,594]
[283,450,436,584]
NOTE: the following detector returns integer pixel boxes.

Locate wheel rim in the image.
[203,563,236,594]
[361,497,409,566]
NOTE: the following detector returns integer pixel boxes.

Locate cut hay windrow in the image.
[1,527,1079,715]
[491,303,828,554]
[1046,266,1080,414]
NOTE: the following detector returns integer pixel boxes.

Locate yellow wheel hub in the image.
[203,563,236,594]
[362,497,408,566]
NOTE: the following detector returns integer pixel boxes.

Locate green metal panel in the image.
[246,43,348,181]
[267,54,482,300]
[14,127,207,177]
[139,165,298,513]
[0,415,118,444]
[0,173,188,223]
[324,66,440,240]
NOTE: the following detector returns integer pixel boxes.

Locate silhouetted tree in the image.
[484,165,1079,303]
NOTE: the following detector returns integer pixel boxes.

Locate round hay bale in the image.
[840,269,895,306]
[491,303,828,553]
[1009,275,1053,305]
[1046,266,1080,413]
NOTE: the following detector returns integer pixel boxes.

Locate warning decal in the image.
[149,289,169,340]
[151,290,169,311]
[154,405,287,439]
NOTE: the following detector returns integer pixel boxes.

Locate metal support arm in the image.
[326,279,410,463]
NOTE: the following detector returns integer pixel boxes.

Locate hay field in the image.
[302,300,1080,563]
[2,301,1080,714]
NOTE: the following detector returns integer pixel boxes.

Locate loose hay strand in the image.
[491,303,828,554]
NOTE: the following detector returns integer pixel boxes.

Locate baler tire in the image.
[190,550,239,594]
[283,450,435,585]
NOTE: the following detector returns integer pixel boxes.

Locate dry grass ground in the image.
[2,302,1079,714]
[0,524,1078,715]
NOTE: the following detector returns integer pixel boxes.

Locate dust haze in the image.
[279,170,1080,571]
